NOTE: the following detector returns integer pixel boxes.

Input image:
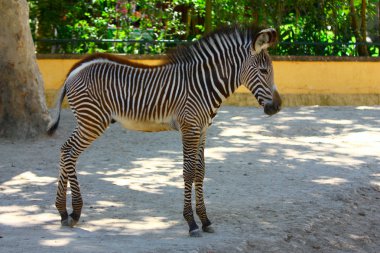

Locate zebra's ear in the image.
[252,28,277,54]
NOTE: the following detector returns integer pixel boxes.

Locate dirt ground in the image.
[0,106,379,253]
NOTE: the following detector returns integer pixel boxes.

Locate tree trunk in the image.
[349,0,369,56]
[251,0,266,27]
[378,1,380,40]
[0,0,50,138]
[204,0,212,34]
[360,0,369,56]
[252,0,259,26]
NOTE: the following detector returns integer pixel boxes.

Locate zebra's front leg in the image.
[182,128,202,237]
[195,132,214,233]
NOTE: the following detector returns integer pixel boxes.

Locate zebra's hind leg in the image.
[195,132,214,234]
[57,121,107,227]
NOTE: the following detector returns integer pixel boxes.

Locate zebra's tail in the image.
[47,85,67,135]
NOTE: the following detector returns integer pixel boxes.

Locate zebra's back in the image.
[65,58,186,132]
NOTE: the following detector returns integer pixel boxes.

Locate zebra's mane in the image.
[167,24,262,64]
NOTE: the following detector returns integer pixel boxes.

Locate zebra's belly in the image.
[113,116,177,132]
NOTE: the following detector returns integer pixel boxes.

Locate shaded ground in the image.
[0,106,379,253]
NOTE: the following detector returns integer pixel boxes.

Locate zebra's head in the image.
[241,28,282,116]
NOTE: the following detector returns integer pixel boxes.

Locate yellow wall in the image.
[38,57,380,107]
[276,61,380,94]
[235,61,380,94]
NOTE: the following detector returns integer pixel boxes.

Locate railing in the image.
[34,38,188,55]
[34,38,380,56]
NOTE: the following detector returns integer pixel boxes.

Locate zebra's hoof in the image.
[67,215,78,227]
[202,225,215,233]
[189,229,202,237]
[61,216,78,227]
[61,218,70,227]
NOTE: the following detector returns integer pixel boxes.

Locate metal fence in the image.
[34,38,188,55]
[34,38,380,56]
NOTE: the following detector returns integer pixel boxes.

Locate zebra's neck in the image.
[167,29,251,111]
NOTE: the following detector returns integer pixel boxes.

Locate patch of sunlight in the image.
[264,148,278,156]
[276,116,316,122]
[349,234,371,242]
[317,154,365,167]
[219,125,264,137]
[0,205,57,227]
[227,138,256,145]
[231,116,247,121]
[1,172,56,194]
[321,127,339,134]
[42,224,80,235]
[85,217,178,235]
[40,238,72,247]
[320,119,353,125]
[356,106,380,110]
[312,177,349,186]
[258,220,277,229]
[343,131,380,143]
[100,157,182,194]
[158,150,181,155]
[274,125,290,130]
[295,106,318,113]
[97,168,129,176]
[102,177,129,186]
[370,181,380,192]
[281,144,366,167]
[96,200,124,207]
[78,171,92,175]
[6,171,55,185]
[103,175,182,194]
[370,174,380,191]
[258,159,272,164]
[132,157,180,172]
[205,146,254,161]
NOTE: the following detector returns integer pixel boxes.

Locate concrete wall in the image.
[38,55,380,107]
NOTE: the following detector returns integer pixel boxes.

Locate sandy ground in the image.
[0,106,379,253]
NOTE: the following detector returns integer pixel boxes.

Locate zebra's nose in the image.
[264,102,280,115]
[264,90,282,116]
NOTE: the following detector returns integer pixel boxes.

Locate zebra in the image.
[47,25,282,237]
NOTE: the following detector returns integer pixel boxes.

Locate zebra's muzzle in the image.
[264,102,281,116]
[263,90,282,116]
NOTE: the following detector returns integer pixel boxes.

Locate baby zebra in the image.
[48,25,282,237]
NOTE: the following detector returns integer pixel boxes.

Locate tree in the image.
[28,0,68,53]
[27,0,379,56]
[0,0,50,138]
[204,0,212,33]
[349,0,369,56]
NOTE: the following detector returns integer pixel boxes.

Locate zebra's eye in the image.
[259,69,269,75]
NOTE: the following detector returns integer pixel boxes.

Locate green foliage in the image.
[28,0,380,56]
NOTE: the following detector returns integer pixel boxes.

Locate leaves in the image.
[28,0,379,56]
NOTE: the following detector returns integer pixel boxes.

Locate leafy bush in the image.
[28,0,380,56]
